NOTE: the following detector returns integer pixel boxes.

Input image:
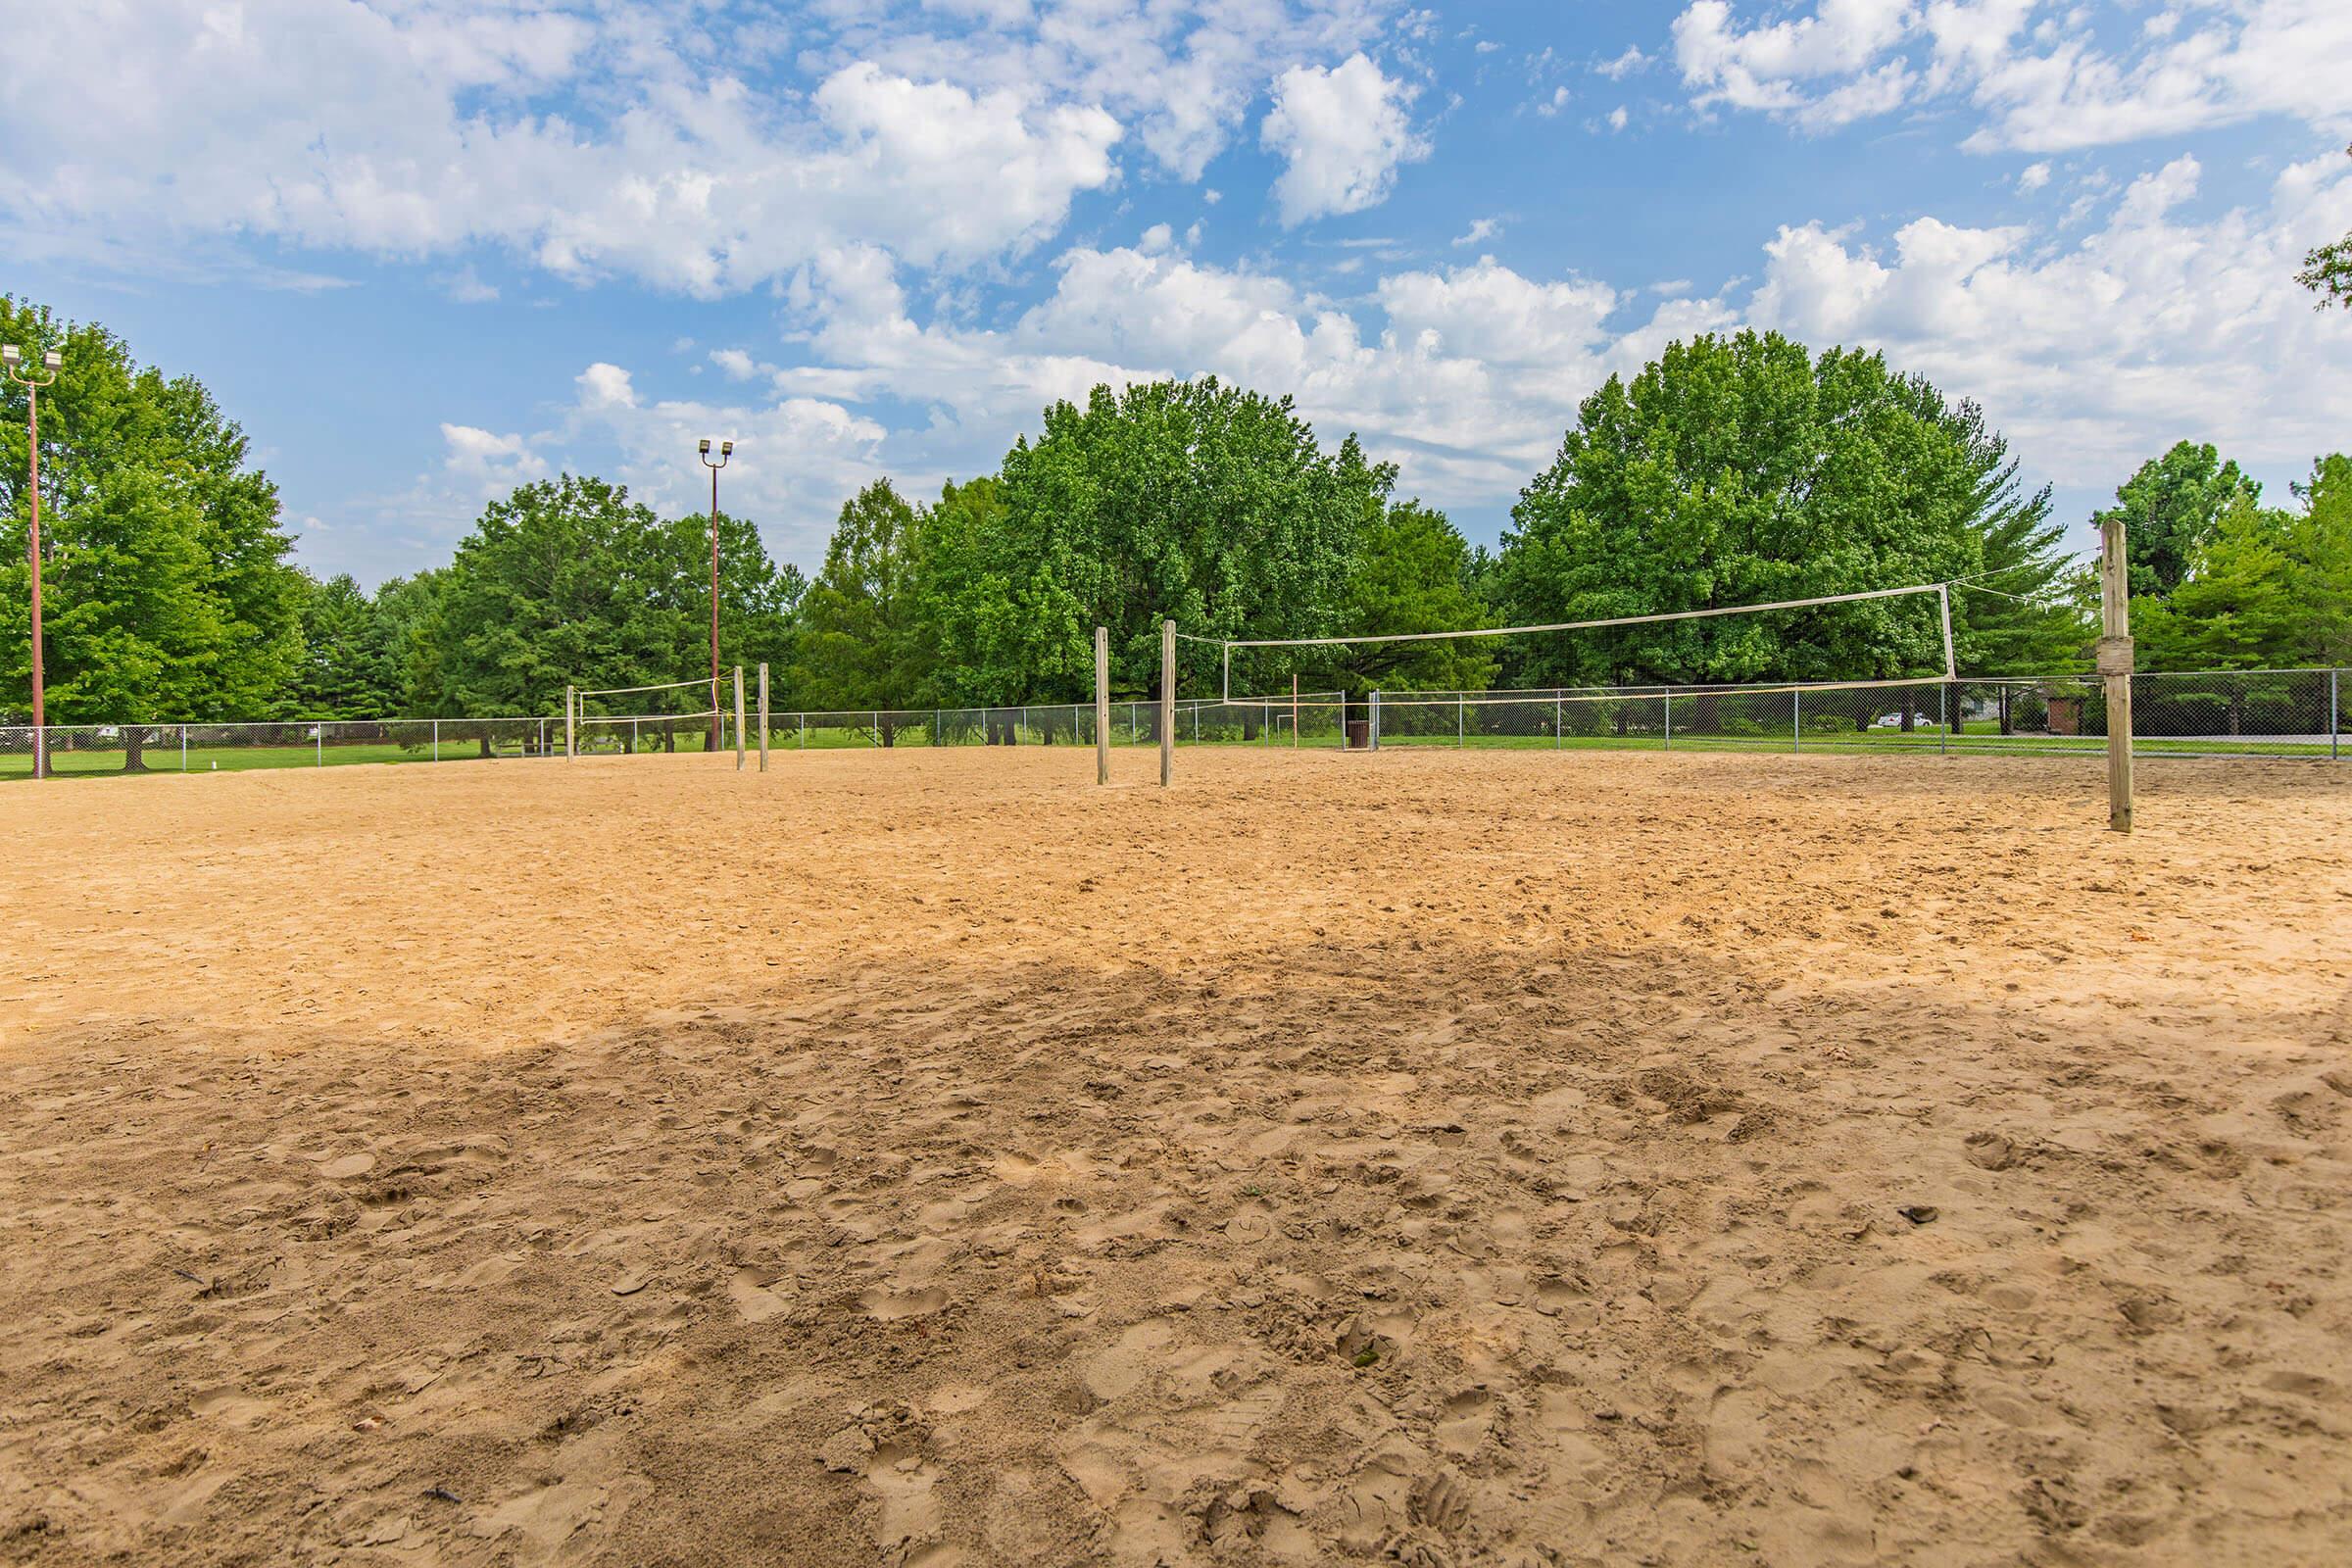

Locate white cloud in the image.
[1745,152,2352,487]
[1607,106,1630,130]
[1670,0,2352,151]
[439,422,547,490]
[442,265,498,304]
[1452,218,1503,246]
[1261,54,1431,225]
[711,349,760,381]
[2017,160,2052,192]
[1538,86,1572,118]
[1597,45,1652,79]
[0,0,1413,293]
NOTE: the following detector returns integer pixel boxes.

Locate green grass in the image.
[0,741,570,779]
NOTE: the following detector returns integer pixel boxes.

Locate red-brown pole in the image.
[709,460,720,753]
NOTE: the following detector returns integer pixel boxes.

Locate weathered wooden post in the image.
[1160,619,1176,787]
[1095,625,1111,786]
[2100,514,2134,832]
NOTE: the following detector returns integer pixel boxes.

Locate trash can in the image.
[1346,719,1372,750]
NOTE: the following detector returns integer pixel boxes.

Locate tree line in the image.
[5,294,2348,745]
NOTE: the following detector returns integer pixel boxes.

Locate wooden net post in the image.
[733,666,747,770]
[2100,515,2135,832]
[1160,618,1175,788]
[1095,625,1110,786]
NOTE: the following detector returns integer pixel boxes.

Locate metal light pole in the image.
[4,343,61,780]
[698,437,733,753]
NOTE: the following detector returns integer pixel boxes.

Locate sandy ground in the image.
[1,746,2349,1567]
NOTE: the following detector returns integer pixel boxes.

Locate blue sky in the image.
[5,0,2348,587]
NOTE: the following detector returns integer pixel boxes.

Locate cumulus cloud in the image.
[0,0,1410,292]
[732,145,2345,553]
[1744,152,2352,485]
[1261,54,1431,225]
[1670,0,2352,150]
[439,422,548,492]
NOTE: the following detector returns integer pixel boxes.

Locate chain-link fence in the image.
[0,717,566,779]
[762,698,1352,750]
[1367,669,2348,760]
[6,670,2338,779]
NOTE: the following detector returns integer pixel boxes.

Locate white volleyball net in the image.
[570,677,725,756]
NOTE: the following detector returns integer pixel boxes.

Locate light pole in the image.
[697,437,732,753]
[4,343,62,780]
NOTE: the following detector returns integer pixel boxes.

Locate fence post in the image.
[758,665,768,770]
[1457,695,1465,748]
[181,725,189,771]
[1792,689,1801,755]
[1664,692,1672,751]
[734,667,747,769]
[1939,686,1947,758]
[1095,625,1111,785]
[316,726,322,766]
[433,719,440,762]
[1371,690,1381,750]
[1554,694,1562,749]
[564,686,574,760]
[2332,669,2340,761]
[872,710,879,747]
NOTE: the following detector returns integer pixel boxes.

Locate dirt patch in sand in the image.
[2,747,2350,1564]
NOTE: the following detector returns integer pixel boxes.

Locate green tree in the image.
[910,475,1031,709]
[1320,500,1494,696]
[419,476,796,754]
[0,298,305,768]
[2133,496,2302,671]
[2287,454,2352,667]
[292,572,411,718]
[1493,332,1981,708]
[788,479,931,739]
[2092,441,2260,601]
[987,378,1393,702]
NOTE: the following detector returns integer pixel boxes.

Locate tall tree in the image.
[987,378,1394,701]
[2132,496,2303,671]
[0,298,305,768]
[788,479,931,738]
[1318,500,1495,696]
[292,572,409,718]
[2287,454,2352,667]
[418,476,796,751]
[1493,332,1981,695]
[2092,441,2261,601]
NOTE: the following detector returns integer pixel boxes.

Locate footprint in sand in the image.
[860,1285,949,1321]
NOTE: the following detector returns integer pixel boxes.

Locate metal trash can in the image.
[1346,719,1372,750]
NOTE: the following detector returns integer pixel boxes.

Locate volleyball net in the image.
[1207,581,1955,705]
[568,675,733,757]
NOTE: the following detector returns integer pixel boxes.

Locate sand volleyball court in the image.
[2,747,2348,1564]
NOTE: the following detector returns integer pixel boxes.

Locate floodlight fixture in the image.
[1,345,18,368]
[719,439,733,456]
[698,437,711,455]
[42,351,60,371]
